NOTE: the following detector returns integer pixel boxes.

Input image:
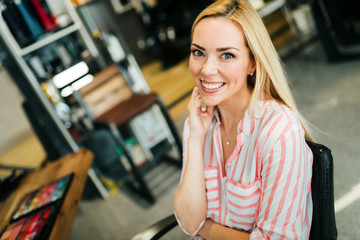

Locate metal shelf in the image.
[20,24,81,56]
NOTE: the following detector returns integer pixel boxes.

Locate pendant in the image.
[226,140,230,145]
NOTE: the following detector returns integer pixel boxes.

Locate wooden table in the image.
[0,149,93,240]
[0,135,46,178]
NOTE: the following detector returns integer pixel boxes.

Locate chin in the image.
[204,103,217,108]
[200,97,220,108]
[198,87,225,107]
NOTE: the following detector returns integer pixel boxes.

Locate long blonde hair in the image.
[191,0,313,141]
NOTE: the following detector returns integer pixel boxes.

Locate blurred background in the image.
[0,0,359,239]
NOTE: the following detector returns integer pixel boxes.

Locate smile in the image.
[201,81,225,92]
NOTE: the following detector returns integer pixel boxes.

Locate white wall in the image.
[0,68,32,153]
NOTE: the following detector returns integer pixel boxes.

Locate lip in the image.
[200,80,225,93]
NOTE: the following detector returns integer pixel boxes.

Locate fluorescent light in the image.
[53,61,89,88]
[59,74,93,97]
[72,74,93,91]
[60,86,73,97]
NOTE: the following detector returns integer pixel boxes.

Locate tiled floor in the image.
[68,40,360,240]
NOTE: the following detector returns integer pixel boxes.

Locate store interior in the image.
[0,0,360,239]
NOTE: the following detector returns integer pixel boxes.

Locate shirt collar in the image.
[214,107,221,123]
[213,107,255,136]
[237,110,255,136]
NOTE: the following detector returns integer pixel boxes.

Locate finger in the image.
[202,103,210,111]
[188,87,201,109]
[190,87,199,100]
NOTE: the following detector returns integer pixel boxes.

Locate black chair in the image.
[131,142,338,240]
[307,142,338,240]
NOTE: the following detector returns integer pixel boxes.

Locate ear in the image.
[249,61,256,74]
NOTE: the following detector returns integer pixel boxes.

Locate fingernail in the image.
[201,103,206,112]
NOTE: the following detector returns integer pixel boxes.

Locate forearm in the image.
[174,137,207,234]
[198,219,250,240]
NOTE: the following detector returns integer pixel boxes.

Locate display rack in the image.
[75,1,179,162]
[0,0,109,199]
[1,0,181,202]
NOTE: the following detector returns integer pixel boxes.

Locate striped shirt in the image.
[179,99,313,239]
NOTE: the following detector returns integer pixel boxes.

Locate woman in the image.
[173,0,313,239]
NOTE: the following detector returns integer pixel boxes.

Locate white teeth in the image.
[201,82,224,89]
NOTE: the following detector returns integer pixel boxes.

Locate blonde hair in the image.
[191,0,313,141]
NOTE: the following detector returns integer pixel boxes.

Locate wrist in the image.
[188,134,205,144]
[198,219,214,238]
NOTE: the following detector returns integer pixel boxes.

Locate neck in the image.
[218,91,251,132]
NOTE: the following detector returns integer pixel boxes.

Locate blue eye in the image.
[192,50,204,57]
[222,53,234,60]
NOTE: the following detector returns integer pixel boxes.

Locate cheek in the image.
[222,68,241,83]
[189,58,200,78]
[226,63,250,81]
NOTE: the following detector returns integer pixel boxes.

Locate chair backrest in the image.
[307,141,338,240]
[78,65,133,118]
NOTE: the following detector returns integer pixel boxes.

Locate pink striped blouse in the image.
[178,99,313,239]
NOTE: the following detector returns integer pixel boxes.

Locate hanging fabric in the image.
[0,1,30,47]
[30,0,57,31]
[39,0,58,28]
[14,0,43,41]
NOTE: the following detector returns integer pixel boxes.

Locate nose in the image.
[201,57,218,76]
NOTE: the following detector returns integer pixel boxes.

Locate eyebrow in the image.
[191,43,240,52]
[191,43,205,50]
[217,47,240,52]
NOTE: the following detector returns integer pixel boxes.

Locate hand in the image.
[188,87,215,139]
[198,219,250,240]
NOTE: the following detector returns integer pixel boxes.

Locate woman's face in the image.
[189,17,255,107]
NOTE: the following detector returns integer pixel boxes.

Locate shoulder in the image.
[255,99,305,146]
[262,99,302,129]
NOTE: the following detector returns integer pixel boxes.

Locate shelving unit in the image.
[1,0,182,202]
[0,0,109,199]
[74,1,180,161]
[71,1,183,202]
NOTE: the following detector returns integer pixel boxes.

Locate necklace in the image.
[222,124,235,146]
